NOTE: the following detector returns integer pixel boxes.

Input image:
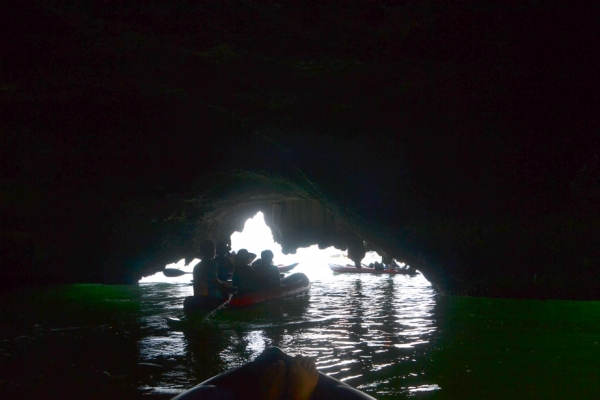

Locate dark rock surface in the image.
[1,2,598,299]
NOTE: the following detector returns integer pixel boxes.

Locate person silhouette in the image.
[252,250,281,289]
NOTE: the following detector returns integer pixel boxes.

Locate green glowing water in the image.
[0,269,598,399]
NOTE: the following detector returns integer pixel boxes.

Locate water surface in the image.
[1,264,598,399]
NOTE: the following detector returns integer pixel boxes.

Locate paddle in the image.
[277,262,299,273]
[279,262,300,268]
[163,268,192,277]
[204,293,234,320]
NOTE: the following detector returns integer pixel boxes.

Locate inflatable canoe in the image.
[277,262,299,273]
[329,263,416,275]
[171,347,375,400]
[183,273,310,312]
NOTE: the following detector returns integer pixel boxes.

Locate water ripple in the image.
[137,268,437,398]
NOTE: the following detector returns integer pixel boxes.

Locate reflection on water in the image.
[2,268,599,399]
[138,264,438,398]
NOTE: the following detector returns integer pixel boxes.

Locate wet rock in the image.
[2,2,598,300]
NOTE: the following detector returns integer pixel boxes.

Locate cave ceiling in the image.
[1,1,599,299]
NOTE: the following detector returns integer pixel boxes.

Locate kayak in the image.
[171,346,375,400]
[277,262,299,273]
[183,273,311,312]
[329,263,416,275]
[229,272,310,308]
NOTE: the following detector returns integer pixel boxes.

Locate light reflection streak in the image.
[371,363,394,371]
[341,374,364,382]
[244,330,269,358]
[408,384,441,392]
[394,341,429,348]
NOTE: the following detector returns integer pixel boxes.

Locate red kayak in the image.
[229,272,309,307]
[329,263,416,275]
[183,273,310,311]
[277,262,299,273]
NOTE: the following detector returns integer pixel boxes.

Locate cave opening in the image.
[231,211,344,276]
[140,210,414,284]
[230,211,411,276]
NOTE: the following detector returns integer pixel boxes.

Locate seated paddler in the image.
[252,249,281,290]
[232,249,261,294]
[347,235,366,269]
[193,239,229,299]
[214,242,234,281]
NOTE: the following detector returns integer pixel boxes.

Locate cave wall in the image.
[1,2,599,299]
[264,200,352,254]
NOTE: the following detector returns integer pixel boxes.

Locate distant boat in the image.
[329,263,416,275]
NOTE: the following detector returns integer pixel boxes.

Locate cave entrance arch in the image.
[140,172,426,285]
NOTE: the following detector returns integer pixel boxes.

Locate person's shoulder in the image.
[199,258,217,268]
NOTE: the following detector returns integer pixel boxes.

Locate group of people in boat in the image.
[346,240,411,272]
[348,247,417,273]
[365,260,417,273]
[193,239,282,299]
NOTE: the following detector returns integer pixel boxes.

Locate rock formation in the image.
[1,2,598,299]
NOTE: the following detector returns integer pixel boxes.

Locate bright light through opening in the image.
[230,212,385,267]
[140,211,390,283]
[230,212,339,265]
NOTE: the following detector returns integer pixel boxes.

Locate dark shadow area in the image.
[0,284,142,400]
[1,2,598,300]
[425,295,600,399]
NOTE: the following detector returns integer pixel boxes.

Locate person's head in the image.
[216,242,230,257]
[260,250,274,265]
[199,239,215,259]
[235,249,250,266]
